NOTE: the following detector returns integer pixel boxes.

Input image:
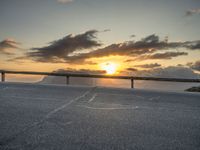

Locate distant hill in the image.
[39,68,105,86]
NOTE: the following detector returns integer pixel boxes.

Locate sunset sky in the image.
[0,0,200,77]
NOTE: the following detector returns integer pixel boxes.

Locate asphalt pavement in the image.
[0,82,200,150]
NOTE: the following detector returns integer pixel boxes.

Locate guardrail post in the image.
[66,76,69,85]
[1,72,5,82]
[131,78,134,89]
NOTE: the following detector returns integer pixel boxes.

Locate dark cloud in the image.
[130,34,136,38]
[65,42,156,62]
[176,64,185,67]
[188,61,200,71]
[64,34,199,63]
[102,29,111,32]
[146,52,188,59]
[124,59,134,63]
[29,30,101,62]
[64,34,171,62]
[128,52,188,62]
[126,68,138,72]
[185,8,200,16]
[23,33,200,63]
[53,68,106,74]
[133,63,161,68]
[0,39,21,55]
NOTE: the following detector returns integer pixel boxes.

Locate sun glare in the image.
[101,62,118,75]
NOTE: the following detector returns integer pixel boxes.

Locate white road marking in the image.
[149,96,161,101]
[0,87,96,145]
[46,87,96,118]
[58,121,73,126]
[64,121,73,125]
[77,105,139,110]
[88,93,97,103]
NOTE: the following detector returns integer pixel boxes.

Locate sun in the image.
[100,62,118,75]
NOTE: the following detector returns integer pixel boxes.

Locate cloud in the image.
[57,0,74,4]
[127,66,200,79]
[65,42,156,63]
[124,59,134,63]
[176,64,185,67]
[23,33,200,64]
[130,34,136,38]
[53,68,106,74]
[187,41,200,50]
[186,8,200,16]
[126,68,138,72]
[188,60,200,71]
[127,52,188,62]
[133,63,161,69]
[28,30,101,62]
[102,29,111,32]
[64,34,200,63]
[145,52,188,59]
[146,66,200,79]
[0,39,21,55]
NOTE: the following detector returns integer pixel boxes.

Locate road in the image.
[0,82,200,150]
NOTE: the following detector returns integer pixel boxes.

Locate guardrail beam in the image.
[0,70,200,88]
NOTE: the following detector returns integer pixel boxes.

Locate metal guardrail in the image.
[0,70,200,88]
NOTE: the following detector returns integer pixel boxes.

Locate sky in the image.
[0,0,200,77]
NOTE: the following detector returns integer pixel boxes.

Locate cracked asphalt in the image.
[0,82,200,150]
